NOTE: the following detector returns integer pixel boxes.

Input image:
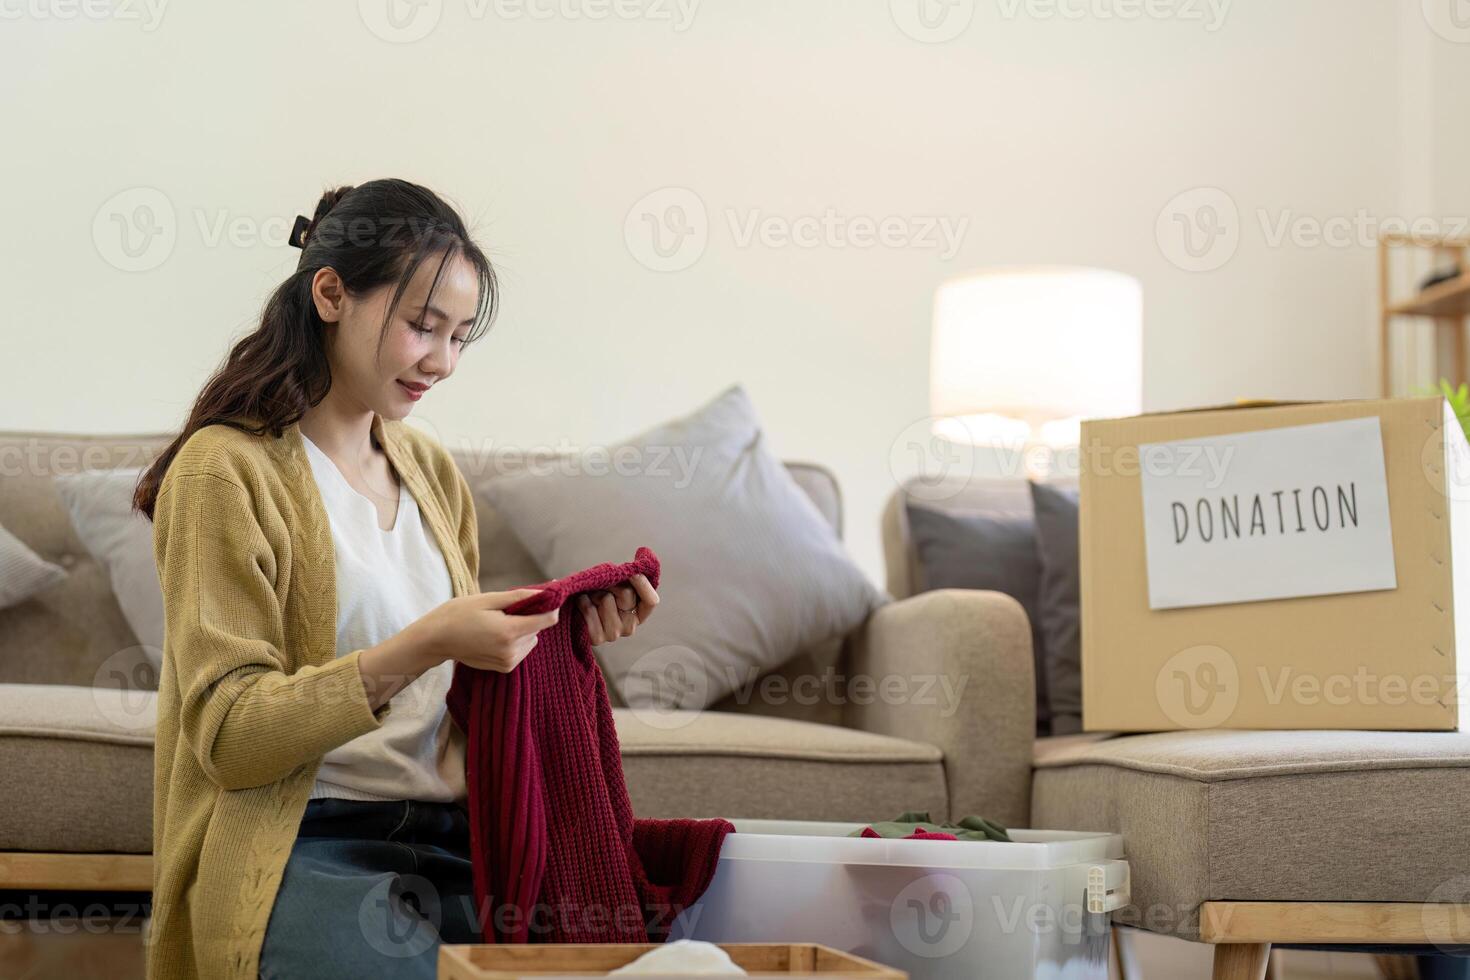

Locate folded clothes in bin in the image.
[669,819,1128,980]
[860,827,958,841]
[850,809,1012,842]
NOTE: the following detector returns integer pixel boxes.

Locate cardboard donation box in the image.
[1080,397,1467,732]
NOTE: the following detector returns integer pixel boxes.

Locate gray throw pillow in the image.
[479,383,890,710]
[54,468,166,667]
[0,521,68,610]
[1029,481,1081,734]
[905,503,1051,735]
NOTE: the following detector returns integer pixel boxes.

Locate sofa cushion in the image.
[615,707,946,822]
[904,502,1050,736]
[0,520,68,610]
[0,428,843,706]
[0,431,168,689]
[886,476,1078,737]
[0,680,945,855]
[477,384,888,711]
[1030,729,1470,939]
[0,683,155,853]
[455,451,848,717]
[54,467,166,669]
[456,452,844,718]
[1029,481,1081,734]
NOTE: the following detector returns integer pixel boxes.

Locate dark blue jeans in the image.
[258,797,483,980]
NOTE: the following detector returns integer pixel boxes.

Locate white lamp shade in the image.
[930,266,1142,443]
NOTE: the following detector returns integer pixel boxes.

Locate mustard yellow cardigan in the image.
[145,412,480,980]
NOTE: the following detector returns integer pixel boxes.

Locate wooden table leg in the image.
[1212,943,1272,980]
[1109,925,1125,980]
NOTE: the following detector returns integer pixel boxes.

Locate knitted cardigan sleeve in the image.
[152,469,391,792]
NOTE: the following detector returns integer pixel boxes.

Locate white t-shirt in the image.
[302,432,467,804]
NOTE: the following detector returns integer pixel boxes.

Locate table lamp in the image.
[929,265,1143,475]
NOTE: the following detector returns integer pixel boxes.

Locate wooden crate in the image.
[438,942,906,979]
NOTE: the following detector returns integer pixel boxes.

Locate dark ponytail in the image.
[132,178,499,521]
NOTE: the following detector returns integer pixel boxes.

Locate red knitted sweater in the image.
[444,546,735,943]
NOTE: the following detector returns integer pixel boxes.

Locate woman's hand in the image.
[578,573,658,645]
[409,588,559,673]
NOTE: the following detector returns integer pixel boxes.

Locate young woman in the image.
[133,178,658,980]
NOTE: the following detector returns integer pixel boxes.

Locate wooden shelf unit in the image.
[1379,232,1470,396]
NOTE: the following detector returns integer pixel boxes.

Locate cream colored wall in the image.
[0,0,1454,587]
[1428,10,1470,218]
[1388,0,1470,393]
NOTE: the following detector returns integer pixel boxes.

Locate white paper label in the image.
[1138,417,1397,609]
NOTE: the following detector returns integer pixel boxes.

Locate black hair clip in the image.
[289,214,311,249]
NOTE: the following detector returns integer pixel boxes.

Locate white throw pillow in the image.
[0,521,68,609]
[479,383,890,711]
[54,468,166,667]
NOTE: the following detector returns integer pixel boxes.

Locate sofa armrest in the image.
[842,588,1035,829]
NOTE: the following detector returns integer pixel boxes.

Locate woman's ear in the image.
[309,267,346,324]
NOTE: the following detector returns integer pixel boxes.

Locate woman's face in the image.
[312,249,480,420]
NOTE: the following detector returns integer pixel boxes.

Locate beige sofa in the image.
[883,477,1470,980]
[0,429,1036,906]
[16,423,1463,979]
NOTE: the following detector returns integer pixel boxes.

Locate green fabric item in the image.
[849,809,1012,842]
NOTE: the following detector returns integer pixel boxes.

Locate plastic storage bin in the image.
[667,818,1129,980]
